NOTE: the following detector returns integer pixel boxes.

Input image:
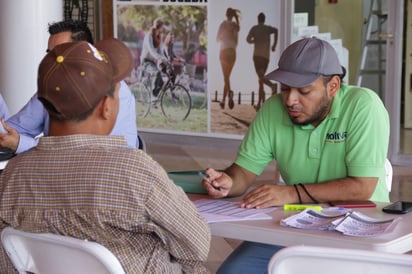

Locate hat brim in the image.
[95,38,133,84]
[265,69,320,88]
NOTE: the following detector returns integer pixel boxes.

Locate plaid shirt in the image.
[0,135,211,273]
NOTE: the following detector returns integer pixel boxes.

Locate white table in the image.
[190,195,412,253]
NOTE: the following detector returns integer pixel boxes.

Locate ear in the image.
[99,96,112,120]
[328,75,341,97]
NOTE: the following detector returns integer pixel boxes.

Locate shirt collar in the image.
[36,134,128,151]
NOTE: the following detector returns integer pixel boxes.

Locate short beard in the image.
[291,94,331,126]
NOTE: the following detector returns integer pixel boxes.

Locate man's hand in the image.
[201,168,233,198]
[240,184,295,209]
[0,120,20,152]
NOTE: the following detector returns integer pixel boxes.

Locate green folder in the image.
[168,170,207,194]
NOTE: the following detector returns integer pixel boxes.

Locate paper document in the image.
[281,209,346,230]
[194,199,276,223]
[281,209,401,237]
[332,211,401,237]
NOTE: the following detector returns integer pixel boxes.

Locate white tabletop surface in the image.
[189,195,412,254]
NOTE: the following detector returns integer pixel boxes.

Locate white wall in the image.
[0,0,62,115]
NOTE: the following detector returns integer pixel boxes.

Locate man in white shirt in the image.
[0,95,9,120]
[0,19,138,153]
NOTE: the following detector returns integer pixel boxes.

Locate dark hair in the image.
[258,12,265,23]
[322,66,347,86]
[48,19,94,44]
[226,8,240,18]
[153,18,164,30]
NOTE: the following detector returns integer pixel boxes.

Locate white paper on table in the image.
[193,199,276,223]
[332,211,402,237]
[281,209,401,237]
[281,209,347,230]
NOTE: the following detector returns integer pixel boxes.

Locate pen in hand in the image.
[198,171,220,190]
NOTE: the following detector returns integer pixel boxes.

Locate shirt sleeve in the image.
[235,97,279,175]
[6,94,48,153]
[15,135,40,154]
[345,89,390,176]
[0,95,10,119]
[109,81,138,148]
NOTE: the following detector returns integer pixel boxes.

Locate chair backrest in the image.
[0,160,8,172]
[1,227,125,274]
[138,134,146,151]
[385,158,393,192]
[268,245,412,274]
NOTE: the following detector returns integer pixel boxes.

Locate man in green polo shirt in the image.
[202,37,390,274]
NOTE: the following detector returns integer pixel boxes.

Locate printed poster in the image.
[115,0,282,138]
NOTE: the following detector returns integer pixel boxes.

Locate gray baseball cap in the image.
[265,37,343,88]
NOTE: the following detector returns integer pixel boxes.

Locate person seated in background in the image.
[0,95,9,120]
[201,37,390,274]
[0,19,138,154]
[0,38,211,273]
[0,94,12,163]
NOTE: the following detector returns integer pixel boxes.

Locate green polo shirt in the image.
[235,84,390,202]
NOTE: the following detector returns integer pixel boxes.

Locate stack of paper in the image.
[281,209,401,237]
[281,209,346,231]
[332,211,401,237]
[193,199,276,223]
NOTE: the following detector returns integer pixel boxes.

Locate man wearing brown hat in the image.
[201,37,389,273]
[0,38,210,273]
[0,19,139,154]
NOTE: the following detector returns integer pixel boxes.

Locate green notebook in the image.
[168,170,207,194]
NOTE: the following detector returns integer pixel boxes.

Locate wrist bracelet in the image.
[293,184,302,204]
[299,183,319,204]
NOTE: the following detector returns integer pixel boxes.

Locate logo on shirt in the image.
[326,131,347,143]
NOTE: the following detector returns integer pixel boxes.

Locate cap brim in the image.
[95,38,133,84]
[265,69,320,88]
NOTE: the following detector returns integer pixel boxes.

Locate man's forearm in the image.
[225,163,256,197]
[296,177,378,203]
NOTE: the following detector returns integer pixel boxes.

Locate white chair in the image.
[138,134,146,151]
[268,245,412,274]
[0,160,8,171]
[1,227,125,274]
[385,158,393,192]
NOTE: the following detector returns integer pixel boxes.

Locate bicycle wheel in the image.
[132,82,151,118]
[160,83,191,121]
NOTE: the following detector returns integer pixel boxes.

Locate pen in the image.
[198,171,220,190]
[198,171,211,184]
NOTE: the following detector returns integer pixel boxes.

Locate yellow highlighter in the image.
[283,204,323,212]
